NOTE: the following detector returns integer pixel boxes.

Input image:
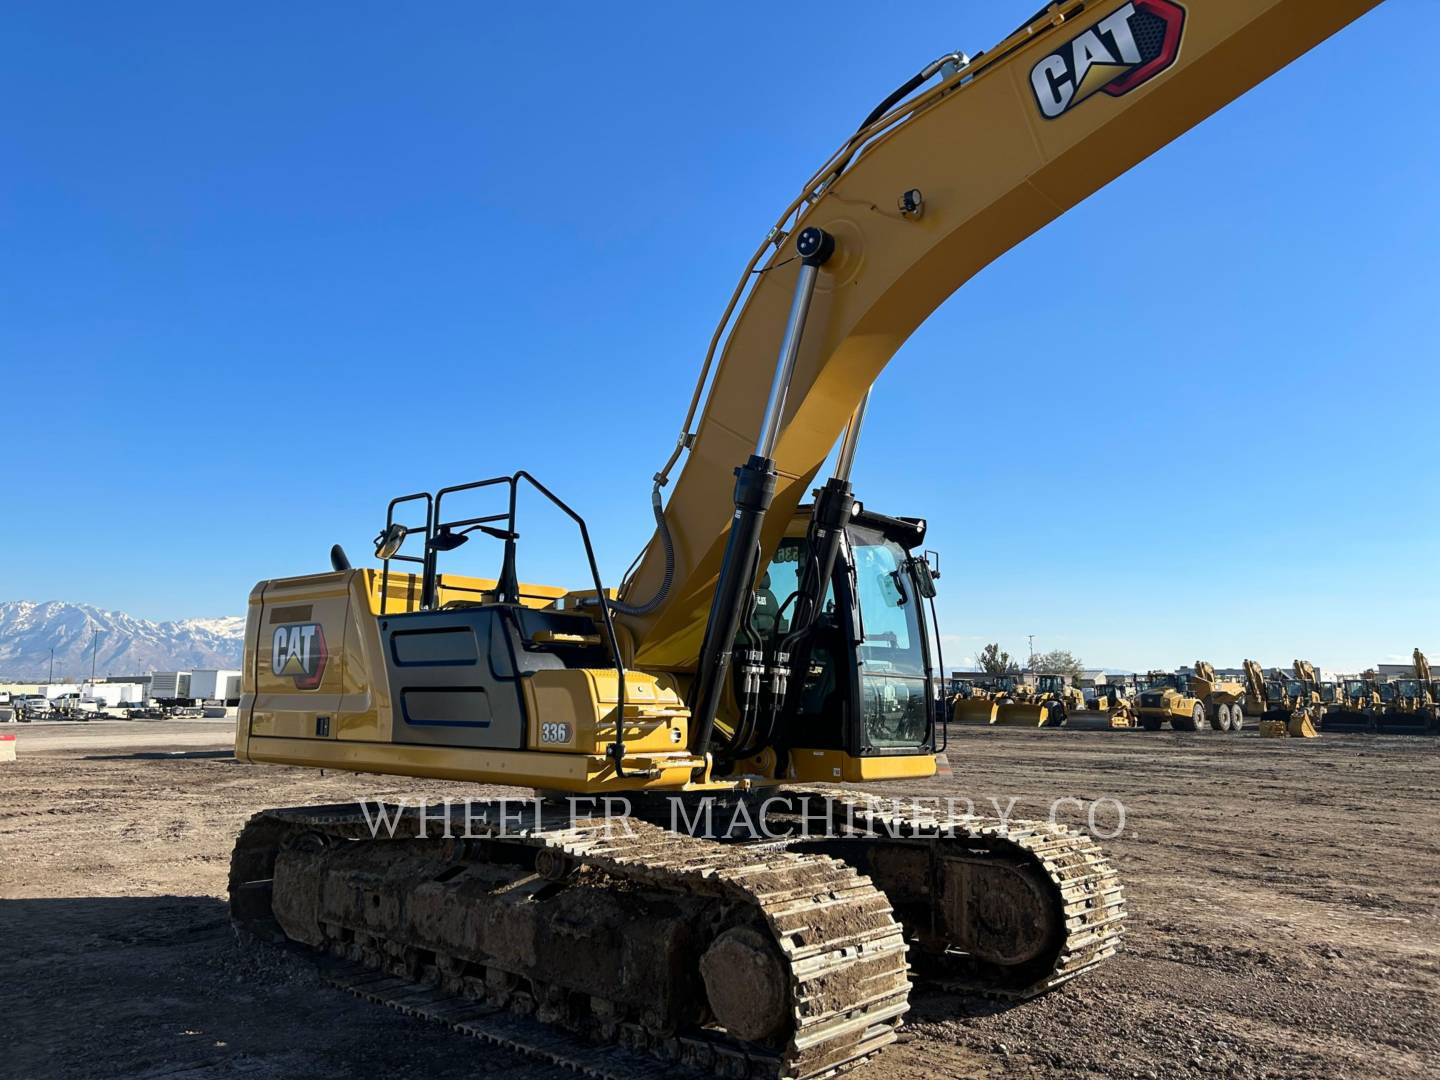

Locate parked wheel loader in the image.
[224,2,1389,1075]
[950,679,996,731]
[1135,661,1246,732]
[1068,682,1136,731]
[993,674,1076,727]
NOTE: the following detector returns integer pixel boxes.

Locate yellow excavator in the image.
[1379,648,1438,734]
[1325,671,1384,732]
[228,3,1387,1075]
[1244,660,1319,739]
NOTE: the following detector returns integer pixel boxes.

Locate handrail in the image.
[378,492,432,616]
[427,472,632,775]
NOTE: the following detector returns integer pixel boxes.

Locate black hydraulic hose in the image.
[609,482,674,617]
[823,71,929,187]
[858,69,930,133]
[825,52,966,187]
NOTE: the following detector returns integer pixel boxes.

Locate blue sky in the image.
[3,2,1435,674]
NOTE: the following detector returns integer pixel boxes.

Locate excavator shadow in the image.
[0,894,553,1080]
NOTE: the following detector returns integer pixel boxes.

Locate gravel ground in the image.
[1,720,1436,1079]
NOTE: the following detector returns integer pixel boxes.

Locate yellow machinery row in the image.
[949,651,1440,738]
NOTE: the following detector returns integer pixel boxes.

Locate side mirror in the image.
[374,523,409,560]
[911,556,938,600]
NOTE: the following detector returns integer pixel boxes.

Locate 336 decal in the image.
[1030,1,1186,120]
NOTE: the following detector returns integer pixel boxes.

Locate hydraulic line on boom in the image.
[690,226,836,766]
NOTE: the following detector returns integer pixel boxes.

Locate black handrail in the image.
[378,492,433,616]
[427,472,632,776]
[927,589,948,754]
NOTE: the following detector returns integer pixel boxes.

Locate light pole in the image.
[48,647,54,684]
[91,629,104,684]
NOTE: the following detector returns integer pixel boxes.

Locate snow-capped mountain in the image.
[0,601,244,680]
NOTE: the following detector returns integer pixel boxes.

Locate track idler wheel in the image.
[698,927,788,1042]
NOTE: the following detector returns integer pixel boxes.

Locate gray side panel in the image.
[380,609,526,750]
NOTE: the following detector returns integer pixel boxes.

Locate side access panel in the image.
[380,609,527,750]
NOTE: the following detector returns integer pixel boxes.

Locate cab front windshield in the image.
[850,524,929,748]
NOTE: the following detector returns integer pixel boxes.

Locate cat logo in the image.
[271,622,328,689]
[1030,0,1185,120]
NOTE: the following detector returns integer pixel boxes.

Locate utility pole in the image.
[91,629,104,683]
[48,647,54,684]
[1028,635,1036,671]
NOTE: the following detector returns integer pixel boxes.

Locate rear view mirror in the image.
[374,523,409,560]
[911,556,937,600]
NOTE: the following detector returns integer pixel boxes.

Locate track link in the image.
[806,788,1126,998]
[229,802,910,1080]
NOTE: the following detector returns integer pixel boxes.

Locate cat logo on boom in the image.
[1030,0,1186,120]
[271,622,328,689]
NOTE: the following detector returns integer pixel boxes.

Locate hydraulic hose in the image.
[608,481,674,617]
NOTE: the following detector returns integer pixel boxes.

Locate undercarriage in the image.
[230,791,1124,1079]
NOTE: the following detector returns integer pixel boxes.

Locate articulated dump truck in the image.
[227,2,1387,1076]
[1135,662,1247,733]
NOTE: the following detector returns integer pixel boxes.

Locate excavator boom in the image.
[623,0,1383,670]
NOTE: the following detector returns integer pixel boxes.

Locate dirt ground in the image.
[2,720,1436,1080]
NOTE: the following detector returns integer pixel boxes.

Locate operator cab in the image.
[733,505,941,777]
[1036,674,1066,696]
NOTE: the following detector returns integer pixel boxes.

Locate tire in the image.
[1210,703,1231,732]
[1172,703,1203,732]
[1140,716,1163,732]
[1230,704,1246,733]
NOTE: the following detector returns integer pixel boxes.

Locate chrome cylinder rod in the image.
[754,227,835,459]
[833,388,871,482]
